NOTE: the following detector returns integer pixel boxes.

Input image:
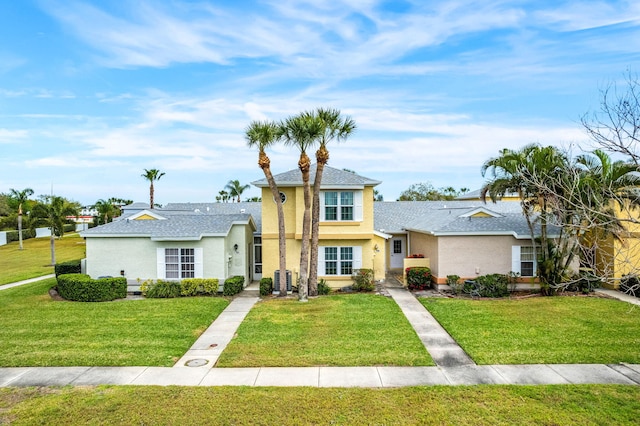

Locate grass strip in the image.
[420,296,640,364]
[217,293,433,367]
[1,385,639,425]
[0,234,86,285]
[0,279,228,367]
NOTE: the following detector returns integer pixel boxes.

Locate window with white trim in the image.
[320,246,362,276]
[158,247,202,280]
[321,190,363,221]
[520,246,542,277]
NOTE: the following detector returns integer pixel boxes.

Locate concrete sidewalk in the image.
[0,274,55,291]
[386,287,475,367]
[1,363,638,387]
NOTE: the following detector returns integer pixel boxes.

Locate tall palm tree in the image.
[280,113,322,301]
[31,195,78,265]
[141,169,165,208]
[93,199,116,225]
[225,179,250,202]
[9,187,34,250]
[308,108,356,296]
[246,120,288,297]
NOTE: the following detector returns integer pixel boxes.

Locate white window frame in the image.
[157,247,203,280]
[320,190,363,222]
[511,246,541,277]
[318,246,362,276]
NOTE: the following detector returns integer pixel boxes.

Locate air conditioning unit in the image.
[273,270,292,293]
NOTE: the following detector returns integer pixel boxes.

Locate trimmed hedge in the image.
[180,278,219,296]
[260,277,273,296]
[57,274,127,302]
[463,274,509,297]
[6,229,36,244]
[223,275,245,296]
[55,259,82,277]
[406,267,432,291]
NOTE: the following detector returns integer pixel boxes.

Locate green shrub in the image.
[56,273,126,302]
[620,274,639,297]
[406,267,432,291]
[63,223,76,233]
[351,268,375,292]
[223,276,245,296]
[464,274,509,297]
[260,277,273,296]
[5,229,36,243]
[317,279,331,295]
[446,274,462,294]
[144,280,182,298]
[180,278,219,296]
[564,271,601,294]
[55,259,82,277]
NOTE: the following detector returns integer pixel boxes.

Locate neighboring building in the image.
[81,203,257,287]
[81,166,558,289]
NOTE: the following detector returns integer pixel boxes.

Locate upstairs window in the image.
[321,190,362,221]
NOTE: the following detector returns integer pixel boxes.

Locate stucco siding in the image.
[408,232,439,276]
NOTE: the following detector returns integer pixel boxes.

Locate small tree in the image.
[8,187,34,250]
[31,195,79,265]
[141,168,165,208]
[225,180,250,203]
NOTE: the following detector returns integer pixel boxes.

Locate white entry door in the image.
[390,237,406,269]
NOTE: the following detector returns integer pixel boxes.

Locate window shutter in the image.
[353,246,362,270]
[320,192,326,221]
[511,246,521,274]
[194,248,203,278]
[354,191,363,221]
[157,248,166,279]
[318,247,326,275]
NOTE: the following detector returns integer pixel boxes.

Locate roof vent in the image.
[195,209,200,213]
[240,209,246,213]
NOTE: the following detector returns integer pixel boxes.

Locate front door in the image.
[390,237,406,269]
[253,236,262,280]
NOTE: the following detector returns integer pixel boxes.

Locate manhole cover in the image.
[185,358,209,367]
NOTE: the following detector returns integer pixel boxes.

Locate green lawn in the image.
[217,293,434,367]
[0,233,87,285]
[0,279,229,367]
[420,296,640,364]
[2,385,639,425]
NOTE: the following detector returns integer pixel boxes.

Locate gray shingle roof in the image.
[251,165,381,188]
[82,209,255,241]
[163,202,262,231]
[374,200,551,238]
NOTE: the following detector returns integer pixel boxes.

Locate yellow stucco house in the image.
[252,165,391,288]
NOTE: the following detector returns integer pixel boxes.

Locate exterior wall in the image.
[408,232,439,276]
[434,235,532,283]
[85,236,228,282]
[226,223,254,284]
[261,185,380,289]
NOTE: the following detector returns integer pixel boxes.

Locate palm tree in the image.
[93,199,116,225]
[280,113,322,301]
[308,108,356,296]
[9,187,34,250]
[31,195,78,265]
[481,144,569,293]
[141,169,165,208]
[246,120,288,297]
[225,180,250,203]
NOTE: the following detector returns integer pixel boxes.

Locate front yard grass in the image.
[2,385,639,425]
[0,279,229,367]
[420,296,640,364]
[217,293,434,367]
[0,234,86,285]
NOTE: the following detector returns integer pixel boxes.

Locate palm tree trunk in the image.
[261,157,288,297]
[298,154,311,302]
[308,158,327,296]
[17,210,23,250]
[49,233,56,266]
[150,182,154,208]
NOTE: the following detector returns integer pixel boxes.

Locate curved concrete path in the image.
[0,274,55,291]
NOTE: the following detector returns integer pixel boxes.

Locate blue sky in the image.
[1,0,639,205]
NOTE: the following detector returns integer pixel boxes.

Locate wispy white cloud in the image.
[0,129,28,143]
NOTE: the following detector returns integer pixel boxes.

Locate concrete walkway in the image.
[174,291,260,368]
[386,287,475,367]
[1,363,639,387]
[0,274,55,291]
[596,288,640,306]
